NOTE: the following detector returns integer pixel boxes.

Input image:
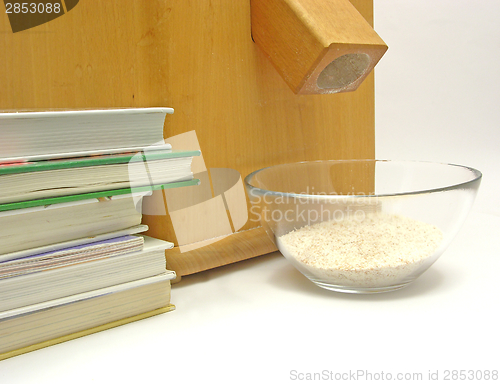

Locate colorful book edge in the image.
[0,150,201,175]
[0,179,201,212]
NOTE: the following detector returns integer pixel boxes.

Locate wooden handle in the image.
[251,0,388,94]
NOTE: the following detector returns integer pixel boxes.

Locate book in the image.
[0,182,199,254]
[0,235,172,312]
[0,224,148,263]
[0,273,175,359]
[0,107,192,361]
[0,149,201,204]
[0,235,145,279]
[0,179,199,213]
[0,108,173,162]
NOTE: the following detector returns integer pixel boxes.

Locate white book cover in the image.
[0,225,149,263]
[0,236,174,312]
[0,272,175,320]
[0,107,174,161]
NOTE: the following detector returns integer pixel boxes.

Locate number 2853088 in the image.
[5,3,62,14]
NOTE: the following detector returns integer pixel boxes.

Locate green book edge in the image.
[0,179,200,213]
[0,150,201,175]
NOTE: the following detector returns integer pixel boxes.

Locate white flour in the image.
[277,212,443,288]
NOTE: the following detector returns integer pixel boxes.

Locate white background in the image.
[2,1,500,383]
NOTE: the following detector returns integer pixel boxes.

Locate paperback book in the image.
[0,108,174,162]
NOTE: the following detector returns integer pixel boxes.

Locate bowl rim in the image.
[244,159,482,199]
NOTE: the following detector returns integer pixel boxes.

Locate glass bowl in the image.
[244,160,482,293]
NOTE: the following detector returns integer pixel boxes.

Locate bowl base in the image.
[311,280,411,294]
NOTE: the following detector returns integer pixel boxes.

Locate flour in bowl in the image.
[277,212,443,287]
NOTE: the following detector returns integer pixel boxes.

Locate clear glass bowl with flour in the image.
[244,160,481,293]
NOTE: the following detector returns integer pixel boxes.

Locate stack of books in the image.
[0,108,199,360]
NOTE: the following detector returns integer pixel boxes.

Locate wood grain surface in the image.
[0,0,376,276]
[251,0,387,94]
